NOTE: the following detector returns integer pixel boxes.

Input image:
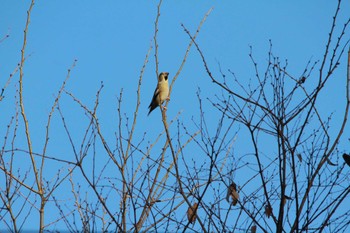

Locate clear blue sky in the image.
[2,1,349,123]
[1,1,349,231]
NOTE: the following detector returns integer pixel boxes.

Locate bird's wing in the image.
[149,87,160,107]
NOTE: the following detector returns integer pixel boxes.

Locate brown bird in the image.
[265,204,273,218]
[187,202,198,224]
[148,72,169,115]
[226,182,239,206]
[251,225,257,233]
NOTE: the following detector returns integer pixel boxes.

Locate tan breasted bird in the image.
[148,72,169,115]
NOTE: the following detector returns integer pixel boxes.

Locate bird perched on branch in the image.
[148,72,170,115]
[226,182,239,206]
[343,153,350,167]
[187,202,198,224]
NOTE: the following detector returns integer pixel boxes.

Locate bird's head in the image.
[159,72,169,81]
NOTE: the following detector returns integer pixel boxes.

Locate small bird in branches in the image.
[148,72,170,115]
[265,204,273,218]
[187,202,198,224]
[226,182,239,206]
[251,225,257,233]
[343,153,350,167]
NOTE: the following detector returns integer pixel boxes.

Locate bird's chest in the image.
[158,84,169,101]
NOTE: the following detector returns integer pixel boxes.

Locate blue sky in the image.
[2,1,349,122]
[1,1,350,231]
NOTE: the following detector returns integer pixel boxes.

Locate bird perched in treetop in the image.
[148,72,170,115]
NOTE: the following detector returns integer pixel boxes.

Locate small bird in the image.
[265,204,273,218]
[226,182,239,206]
[187,202,198,224]
[251,225,257,233]
[148,72,169,115]
[343,153,350,167]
